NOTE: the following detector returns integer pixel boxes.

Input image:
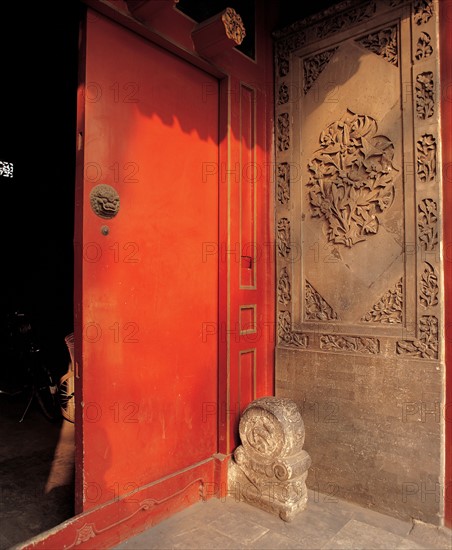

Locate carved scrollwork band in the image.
[320,335,380,355]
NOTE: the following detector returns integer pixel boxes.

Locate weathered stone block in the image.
[229,396,311,522]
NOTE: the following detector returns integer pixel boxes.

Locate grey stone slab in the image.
[115,529,176,550]
[348,503,412,537]
[248,530,302,549]
[407,521,452,549]
[209,511,269,544]
[172,525,243,549]
[321,519,426,550]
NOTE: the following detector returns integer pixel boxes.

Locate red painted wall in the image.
[440,0,452,528]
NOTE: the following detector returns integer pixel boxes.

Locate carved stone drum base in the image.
[228,396,311,522]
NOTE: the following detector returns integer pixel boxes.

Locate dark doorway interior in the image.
[0,2,80,548]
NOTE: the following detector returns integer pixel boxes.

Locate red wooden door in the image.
[75,12,219,511]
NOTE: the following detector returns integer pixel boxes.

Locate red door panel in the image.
[79,12,218,509]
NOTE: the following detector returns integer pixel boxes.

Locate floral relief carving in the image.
[356,26,398,66]
[415,32,433,60]
[277,218,291,258]
[397,316,438,359]
[303,48,338,94]
[277,113,290,152]
[414,0,434,25]
[278,311,308,348]
[420,262,439,307]
[278,83,289,105]
[416,72,434,120]
[418,198,438,251]
[278,267,291,305]
[320,335,380,354]
[277,163,290,205]
[305,281,338,321]
[361,278,403,324]
[416,134,436,183]
[307,109,397,247]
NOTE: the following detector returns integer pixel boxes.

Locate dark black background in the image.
[0,1,80,376]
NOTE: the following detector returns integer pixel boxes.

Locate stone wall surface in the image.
[274,0,444,525]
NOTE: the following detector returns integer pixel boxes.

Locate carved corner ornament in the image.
[192,7,245,59]
[397,316,438,359]
[228,396,311,522]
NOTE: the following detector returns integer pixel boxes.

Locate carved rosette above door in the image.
[274,0,441,359]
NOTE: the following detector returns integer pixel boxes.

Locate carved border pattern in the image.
[361,278,403,324]
[276,32,307,77]
[356,26,398,66]
[278,311,308,348]
[416,134,436,183]
[305,281,339,321]
[278,83,289,105]
[320,335,380,354]
[277,113,290,151]
[418,198,438,251]
[415,32,433,61]
[420,262,439,307]
[303,48,338,93]
[413,0,434,26]
[415,72,434,120]
[278,267,291,305]
[397,315,438,359]
[316,2,376,39]
[277,218,291,258]
[277,163,290,205]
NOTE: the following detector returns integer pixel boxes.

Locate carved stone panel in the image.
[274,0,443,526]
